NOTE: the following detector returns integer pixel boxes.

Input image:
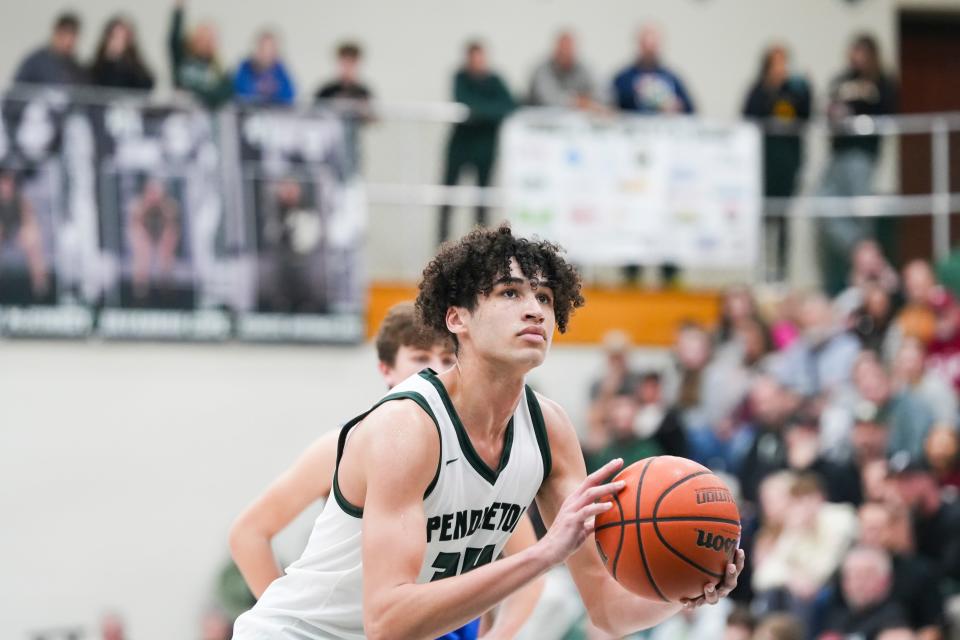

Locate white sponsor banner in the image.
[502,111,762,268]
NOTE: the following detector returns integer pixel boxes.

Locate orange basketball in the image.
[594,456,741,602]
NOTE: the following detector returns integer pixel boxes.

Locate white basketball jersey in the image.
[233,369,551,640]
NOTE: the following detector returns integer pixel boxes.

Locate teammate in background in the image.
[127,178,180,300]
[234,225,743,640]
[0,169,50,298]
[230,301,544,639]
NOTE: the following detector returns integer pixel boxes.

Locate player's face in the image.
[455,259,556,371]
[381,344,456,388]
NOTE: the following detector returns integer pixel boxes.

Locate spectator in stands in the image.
[13,12,85,86]
[885,260,950,359]
[0,169,50,299]
[752,613,804,640]
[589,329,641,400]
[635,371,688,458]
[89,16,154,91]
[854,502,945,637]
[168,0,232,109]
[818,34,898,295]
[924,427,960,490]
[665,321,714,424]
[437,41,515,245]
[233,30,295,105]
[528,31,600,110]
[849,282,895,354]
[612,24,694,114]
[821,546,911,640]
[742,44,811,281]
[770,291,803,351]
[315,42,372,104]
[837,240,901,349]
[769,292,861,398]
[752,474,857,627]
[612,23,692,288]
[315,42,373,176]
[736,377,800,502]
[864,356,934,459]
[892,337,958,426]
[724,607,756,640]
[583,393,660,473]
[896,261,960,397]
[846,239,901,299]
[889,454,960,584]
[703,317,775,436]
[715,285,764,347]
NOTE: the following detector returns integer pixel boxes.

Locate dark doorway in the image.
[897,11,960,263]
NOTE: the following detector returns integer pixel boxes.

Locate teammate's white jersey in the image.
[234,369,551,640]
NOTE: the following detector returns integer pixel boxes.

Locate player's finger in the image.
[680,596,704,609]
[735,548,745,573]
[578,458,624,493]
[703,582,719,605]
[577,500,614,521]
[573,480,625,508]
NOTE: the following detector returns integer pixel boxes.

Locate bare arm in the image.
[352,400,623,640]
[481,516,545,639]
[229,430,339,598]
[535,395,744,637]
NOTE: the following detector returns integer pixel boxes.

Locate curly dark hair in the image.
[416,224,585,346]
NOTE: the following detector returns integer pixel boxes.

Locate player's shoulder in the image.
[351,396,441,464]
[529,390,579,445]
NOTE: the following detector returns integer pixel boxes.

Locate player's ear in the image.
[445,306,469,340]
[377,360,395,387]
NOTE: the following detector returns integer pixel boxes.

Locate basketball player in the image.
[234,224,744,639]
[230,301,544,639]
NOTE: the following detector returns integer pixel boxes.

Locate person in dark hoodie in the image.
[233,30,295,106]
[818,34,897,296]
[742,44,811,281]
[437,41,515,245]
[89,15,154,91]
[168,0,232,109]
[13,12,86,86]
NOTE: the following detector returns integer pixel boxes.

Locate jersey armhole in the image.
[333,391,443,519]
[525,386,552,481]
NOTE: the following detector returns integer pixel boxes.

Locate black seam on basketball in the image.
[595,516,742,534]
[651,470,726,580]
[635,459,669,602]
[611,492,626,580]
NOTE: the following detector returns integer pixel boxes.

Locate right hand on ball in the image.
[540,458,625,565]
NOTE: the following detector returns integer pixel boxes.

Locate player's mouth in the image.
[518,327,547,343]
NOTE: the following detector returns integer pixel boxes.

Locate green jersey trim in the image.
[525,386,551,480]
[333,390,442,519]
[419,369,515,486]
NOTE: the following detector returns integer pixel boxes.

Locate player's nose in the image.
[522,295,545,323]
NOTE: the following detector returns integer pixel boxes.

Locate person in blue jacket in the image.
[612,25,694,114]
[233,30,295,106]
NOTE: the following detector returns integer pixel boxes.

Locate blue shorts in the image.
[436,618,480,640]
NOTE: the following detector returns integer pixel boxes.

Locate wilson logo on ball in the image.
[694,488,733,504]
[695,529,738,553]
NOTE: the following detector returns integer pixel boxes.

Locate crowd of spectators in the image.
[585,241,960,639]
[9,7,899,256]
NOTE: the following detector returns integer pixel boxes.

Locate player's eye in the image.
[501,288,518,298]
[441,357,456,368]
[537,293,553,304]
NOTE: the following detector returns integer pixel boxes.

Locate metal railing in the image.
[4,84,959,281]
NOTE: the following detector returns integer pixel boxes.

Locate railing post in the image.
[932,117,951,262]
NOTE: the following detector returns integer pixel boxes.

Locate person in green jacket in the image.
[438,41,516,245]
[168,0,232,109]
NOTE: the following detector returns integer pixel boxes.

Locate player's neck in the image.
[443,357,526,442]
